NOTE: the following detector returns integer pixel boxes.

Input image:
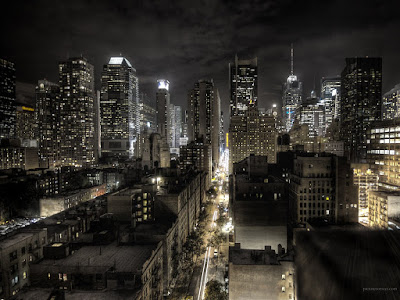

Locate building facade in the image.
[187,79,221,168]
[320,76,341,129]
[35,79,61,168]
[0,58,16,139]
[368,190,400,229]
[382,83,400,120]
[229,56,258,116]
[229,107,276,173]
[100,57,139,158]
[156,80,170,146]
[59,57,95,167]
[340,57,382,162]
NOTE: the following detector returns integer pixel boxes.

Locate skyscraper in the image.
[282,45,303,132]
[188,79,221,168]
[59,57,95,167]
[320,76,341,134]
[382,83,400,120]
[340,57,382,162]
[156,79,170,144]
[0,58,16,139]
[229,56,258,116]
[35,79,60,168]
[100,57,139,158]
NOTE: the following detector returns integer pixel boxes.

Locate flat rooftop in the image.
[0,232,34,250]
[38,242,157,273]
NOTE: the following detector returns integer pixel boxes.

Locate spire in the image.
[290,43,294,75]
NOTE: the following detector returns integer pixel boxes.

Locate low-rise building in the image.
[0,229,47,299]
[228,243,295,300]
[368,190,400,229]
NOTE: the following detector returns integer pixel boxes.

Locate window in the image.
[23,272,27,280]
[9,250,17,261]
[282,286,286,292]
[48,273,51,279]
[282,274,286,280]
[63,274,68,281]
[21,247,26,255]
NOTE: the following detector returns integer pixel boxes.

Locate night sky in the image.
[2,0,400,127]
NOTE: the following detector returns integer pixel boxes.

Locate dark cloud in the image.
[2,0,400,130]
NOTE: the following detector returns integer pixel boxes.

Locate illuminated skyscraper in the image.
[100,57,139,158]
[156,79,170,144]
[36,80,60,168]
[282,45,303,132]
[229,56,258,116]
[382,83,400,120]
[188,79,221,168]
[0,58,16,139]
[59,57,95,167]
[320,76,341,134]
[341,57,382,162]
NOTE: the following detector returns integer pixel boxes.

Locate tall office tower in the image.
[156,79,170,144]
[229,107,276,174]
[219,111,224,154]
[168,103,182,149]
[94,90,101,161]
[296,93,325,138]
[188,79,221,168]
[229,56,258,116]
[35,79,61,168]
[0,58,16,139]
[100,57,139,158]
[180,110,189,147]
[282,45,303,132]
[136,93,156,158]
[320,76,341,133]
[382,83,400,120]
[341,57,382,162]
[174,105,182,148]
[59,57,95,167]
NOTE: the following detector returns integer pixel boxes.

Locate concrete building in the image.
[40,184,106,217]
[0,58,16,139]
[187,79,221,168]
[340,57,382,162]
[229,56,258,116]
[289,154,358,224]
[352,164,378,223]
[30,241,164,299]
[229,106,277,173]
[59,57,95,167]
[15,105,36,144]
[228,243,295,300]
[322,140,344,157]
[231,155,288,253]
[141,132,170,170]
[100,57,139,158]
[320,76,341,128]
[368,190,400,229]
[107,185,156,226]
[296,95,325,138]
[0,229,48,299]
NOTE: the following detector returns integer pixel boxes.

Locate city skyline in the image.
[1,1,400,124]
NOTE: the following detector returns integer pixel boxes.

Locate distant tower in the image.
[36,79,60,168]
[188,79,221,168]
[100,57,139,159]
[229,56,258,116]
[59,57,95,167]
[156,79,170,144]
[282,44,303,132]
[341,57,382,162]
[0,58,16,139]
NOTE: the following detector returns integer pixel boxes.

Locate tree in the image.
[204,280,228,300]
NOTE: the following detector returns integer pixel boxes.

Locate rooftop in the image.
[38,241,157,273]
[0,232,34,250]
[108,57,132,68]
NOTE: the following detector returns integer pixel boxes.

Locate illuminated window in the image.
[282,274,286,280]
[23,272,27,279]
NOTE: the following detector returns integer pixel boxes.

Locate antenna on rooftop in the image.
[290,43,294,75]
